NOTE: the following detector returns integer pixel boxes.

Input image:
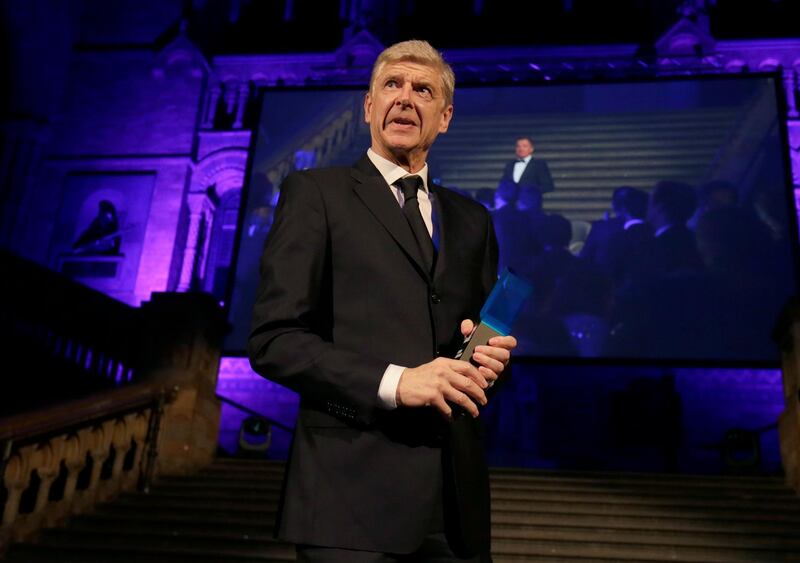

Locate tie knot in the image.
[395,175,424,201]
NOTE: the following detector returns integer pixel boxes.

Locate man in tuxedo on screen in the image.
[498,136,555,195]
[248,40,517,562]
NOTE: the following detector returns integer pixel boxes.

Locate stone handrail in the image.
[0,382,173,553]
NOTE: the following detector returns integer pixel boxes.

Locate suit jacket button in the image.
[431,293,441,304]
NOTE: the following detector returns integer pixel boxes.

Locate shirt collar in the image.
[624,218,644,230]
[367,148,429,193]
[518,155,532,164]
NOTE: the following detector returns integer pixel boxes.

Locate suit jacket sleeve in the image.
[536,160,554,193]
[247,171,388,424]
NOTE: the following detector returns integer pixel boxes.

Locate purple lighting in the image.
[216,357,298,458]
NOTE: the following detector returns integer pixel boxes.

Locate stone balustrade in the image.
[0,384,166,554]
[0,253,228,556]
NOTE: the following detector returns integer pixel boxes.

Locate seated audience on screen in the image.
[640,180,702,277]
[580,186,631,268]
[492,182,546,278]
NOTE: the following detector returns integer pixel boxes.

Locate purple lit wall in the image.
[216,358,298,459]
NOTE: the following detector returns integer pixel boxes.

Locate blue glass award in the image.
[455,268,533,363]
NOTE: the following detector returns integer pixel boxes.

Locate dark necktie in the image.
[395,175,435,273]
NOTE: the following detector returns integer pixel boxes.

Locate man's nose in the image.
[394,83,413,106]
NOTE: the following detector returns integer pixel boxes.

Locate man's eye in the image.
[386,80,398,88]
[418,86,432,96]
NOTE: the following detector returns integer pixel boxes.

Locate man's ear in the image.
[438,104,454,133]
[364,92,372,124]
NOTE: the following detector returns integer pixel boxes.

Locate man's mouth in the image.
[388,117,417,128]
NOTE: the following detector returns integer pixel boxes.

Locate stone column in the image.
[785,68,798,119]
[232,82,250,129]
[201,84,222,129]
[177,193,212,292]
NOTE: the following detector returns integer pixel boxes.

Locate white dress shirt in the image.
[366,149,434,409]
[513,155,531,183]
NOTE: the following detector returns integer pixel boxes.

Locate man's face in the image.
[515,139,534,159]
[364,61,453,168]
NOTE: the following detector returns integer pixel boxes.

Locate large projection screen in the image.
[225,73,798,366]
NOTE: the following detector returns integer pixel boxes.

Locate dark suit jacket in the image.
[248,154,498,556]
[579,216,625,269]
[500,157,555,193]
[644,225,702,277]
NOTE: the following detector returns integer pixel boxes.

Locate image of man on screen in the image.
[499,136,555,194]
[248,40,517,562]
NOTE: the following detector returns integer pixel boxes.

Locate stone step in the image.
[490,497,800,523]
[68,513,275,536]
[4,545,294,563]
[490,523,800,550]
[490,537,796,562]
[92,503,278,521]
[151,480,283,495]
[489,468,787,486]
[114,493,282,510]
[441,157,711,174]
[37,529,295,557]
[434,138,727,153]
[491,510,800,535]
[489,480,793,499]
[488,485,797,507]
[434,147,718,159]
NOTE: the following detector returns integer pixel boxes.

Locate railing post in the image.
[139,397,166,493]
[139,292,228,477]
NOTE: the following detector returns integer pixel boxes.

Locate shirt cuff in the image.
[377,364,406,409]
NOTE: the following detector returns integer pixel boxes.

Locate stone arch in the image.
[191,148,249,196]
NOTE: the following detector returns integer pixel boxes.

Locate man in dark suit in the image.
[642,180,702,276]
[579,186,631,269]
[498,136,555,194]
[248,40,517,562]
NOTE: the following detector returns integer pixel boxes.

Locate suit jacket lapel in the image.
[431,184,456,284]
[351,155,431,281]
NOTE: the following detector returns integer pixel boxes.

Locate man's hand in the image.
[460,319,517,388]
[395,319,518,419]
[396,357,488,419]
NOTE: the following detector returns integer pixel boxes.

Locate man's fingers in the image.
[431,395,453,420]
[472,351,505,374]
[447,372,487,406]
[461,318,475,338]
[488,335,517,350]
[475,344,511,365]
[478,365,499,383]
[442,386,480,418]
[448,358,487,388]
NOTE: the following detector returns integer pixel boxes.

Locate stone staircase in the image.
[5,459,800,562]
[432,108,739,222]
